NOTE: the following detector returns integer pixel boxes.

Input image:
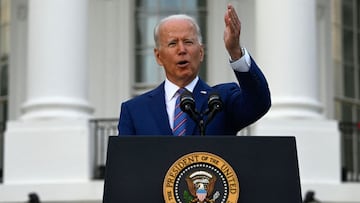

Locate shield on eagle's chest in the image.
[196,188,207,201]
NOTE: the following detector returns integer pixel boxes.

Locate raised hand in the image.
[224,4,242,60]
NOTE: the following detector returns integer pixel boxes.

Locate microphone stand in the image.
[198,111,213,136]
[195,110,213,136]
[185,109,206,136]
[199,116,205,136]
[199,103,222,136]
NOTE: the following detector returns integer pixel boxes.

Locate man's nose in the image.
[177,42,186,54]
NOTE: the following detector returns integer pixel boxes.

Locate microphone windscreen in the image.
[208,92,223,112]
[180,90,195,113]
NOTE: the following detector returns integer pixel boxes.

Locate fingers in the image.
[224,4,242,59]
[226,4,241,34]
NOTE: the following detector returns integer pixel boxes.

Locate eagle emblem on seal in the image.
[185,171,220,203]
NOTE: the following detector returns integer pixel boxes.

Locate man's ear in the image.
[154,48,163,66]
[200,44,205,62]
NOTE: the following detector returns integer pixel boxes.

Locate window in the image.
[134,0,207,96]
[337,0,360,182]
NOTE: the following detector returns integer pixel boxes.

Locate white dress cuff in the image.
[229,47,251,72]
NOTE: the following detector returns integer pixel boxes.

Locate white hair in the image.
[153,14,203,48]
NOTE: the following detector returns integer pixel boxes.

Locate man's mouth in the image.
[177,60,189,67]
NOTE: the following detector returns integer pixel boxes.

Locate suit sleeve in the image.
[230,56,271,128]
[117,102,135,136]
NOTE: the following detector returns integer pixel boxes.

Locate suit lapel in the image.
[148,83,173,135]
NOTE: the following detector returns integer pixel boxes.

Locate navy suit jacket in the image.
[118,58,271,136]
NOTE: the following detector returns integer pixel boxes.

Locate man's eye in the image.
[168,42,176,47]
[185,41,193,44]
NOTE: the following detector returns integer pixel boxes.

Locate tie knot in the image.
[177,88,186,95]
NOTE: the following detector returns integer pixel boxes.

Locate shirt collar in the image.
[164,76,199,101]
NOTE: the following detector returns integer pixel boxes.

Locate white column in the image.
[253,0,341,187]
[22,0,92,119]
[4,0,93,184]
[255,0,322,118]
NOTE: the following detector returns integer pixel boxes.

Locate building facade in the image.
[0,0,359,202]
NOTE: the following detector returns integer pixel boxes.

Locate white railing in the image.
[89,118,118,179]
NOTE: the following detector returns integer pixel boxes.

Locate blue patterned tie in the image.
[173,88,187,136]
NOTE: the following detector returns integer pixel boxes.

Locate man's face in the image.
[154,19,204,87]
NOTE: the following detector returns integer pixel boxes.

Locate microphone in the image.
[208,92,223,113]
[180,90,198,122]
[179,90,223,136]
[206,92,223,125]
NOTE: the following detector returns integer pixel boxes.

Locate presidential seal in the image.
[163,152,239,203]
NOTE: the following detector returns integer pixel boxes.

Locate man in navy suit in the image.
[118,4,271,136]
